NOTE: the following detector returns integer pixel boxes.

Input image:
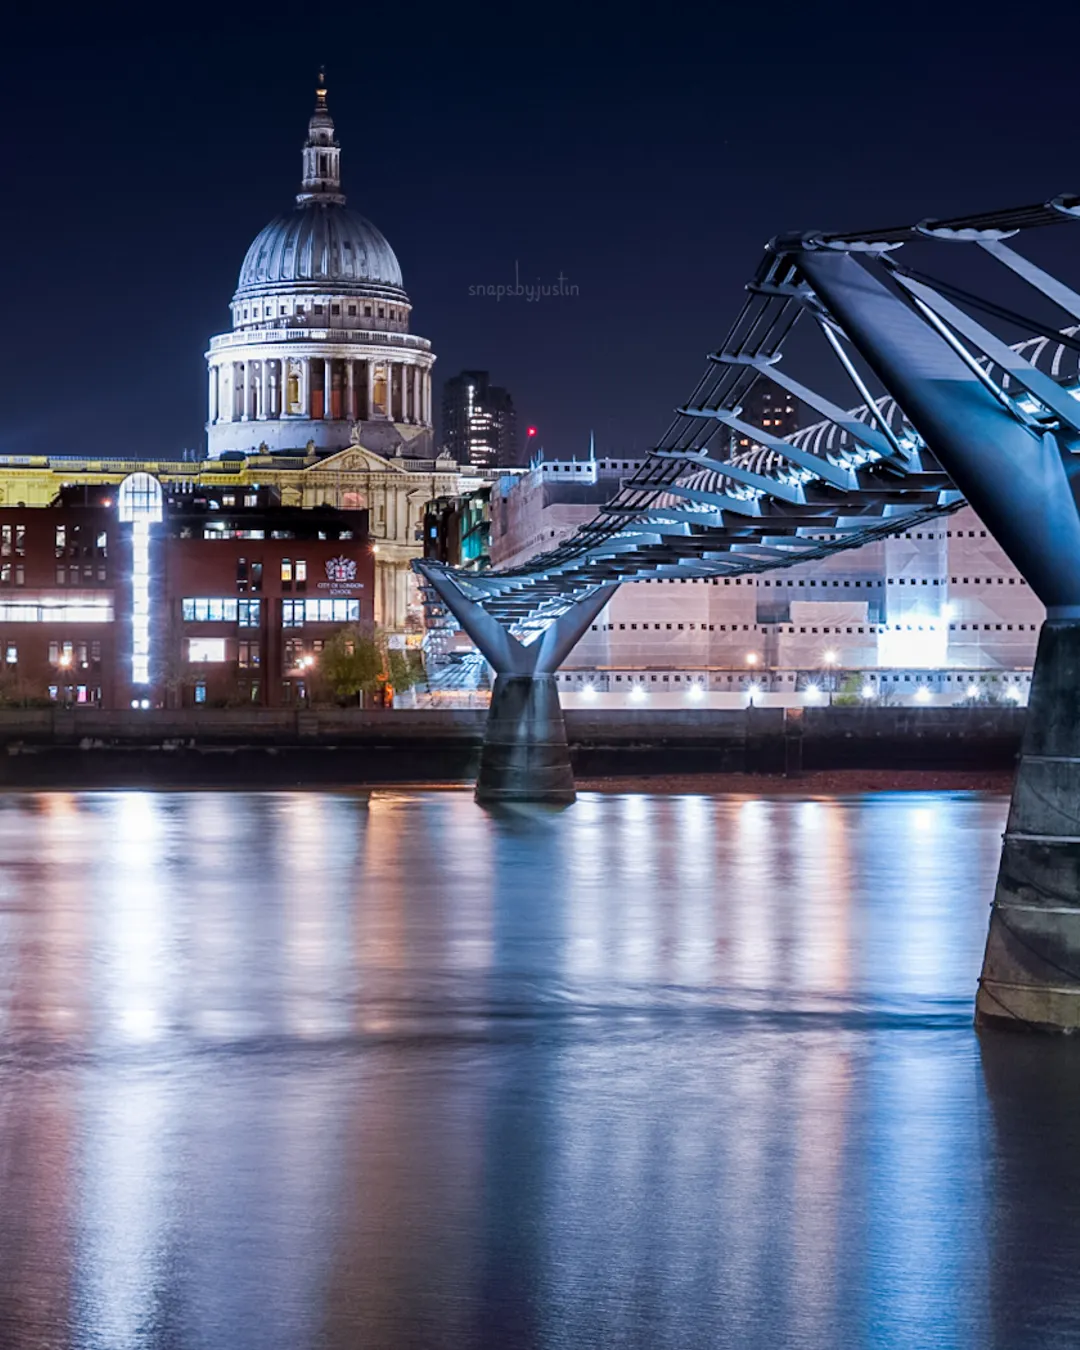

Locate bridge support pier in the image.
[415,563,617,805]
[977,621,1080,1031]
[477,674,575,803]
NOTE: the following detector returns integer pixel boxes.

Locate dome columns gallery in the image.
[205,76,435,458]
[208,355,432,426]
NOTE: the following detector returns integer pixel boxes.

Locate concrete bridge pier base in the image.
[476,675,576,804]
[977,620,1080,1031]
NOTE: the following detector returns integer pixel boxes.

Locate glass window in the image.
[295,560,307,584]
[15,526,25,556]
[194,682,206,705]
[54,525,65,556]
[1,525,10,557]
[238,599,260,627]
[250,562,263,592]
[281,559,292,585]
[244,494,257,508]
[188,637,227,663]
[4,645,15,665]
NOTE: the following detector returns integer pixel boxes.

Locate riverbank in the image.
[0,706,1025,788]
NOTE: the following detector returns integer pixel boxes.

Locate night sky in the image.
[3,4,1078,462]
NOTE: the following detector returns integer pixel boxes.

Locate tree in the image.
[316,624,426,707]
[317,624,384,704]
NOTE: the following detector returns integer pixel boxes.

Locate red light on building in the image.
[527,426,538,438]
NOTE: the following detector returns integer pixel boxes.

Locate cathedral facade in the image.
[205,75,436,462]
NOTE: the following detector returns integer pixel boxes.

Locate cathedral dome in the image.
[235,204,404,302]
[231,73,407,306]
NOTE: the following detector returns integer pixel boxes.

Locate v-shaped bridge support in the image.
[418,564,617,803]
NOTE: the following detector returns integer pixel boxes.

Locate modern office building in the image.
[441,372,519,469]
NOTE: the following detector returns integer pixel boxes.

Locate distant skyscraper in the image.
[442,371,519,469]
[736,380,800,450]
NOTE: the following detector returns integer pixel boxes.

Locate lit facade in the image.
[477,457,1041,706]
[0,481,375,710]
[0,448,457,636]
[205,76,436,463]
[441,372,519,469]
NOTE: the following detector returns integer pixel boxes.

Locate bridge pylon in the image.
[795,241,1080,1032]
[416,563,616,804]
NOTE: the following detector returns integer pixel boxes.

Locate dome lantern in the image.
[297,69,345,207]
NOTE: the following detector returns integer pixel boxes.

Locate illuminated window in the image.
[14,526,24,557]
[4,645,15,665]
[54,525,65,556]
[238,641,260,668]
[238,600,261,627]
[182,598,240,622]
[281,559,293,586]
[188,637,227,663]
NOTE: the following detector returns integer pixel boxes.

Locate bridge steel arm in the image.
[795,244,1080,1034]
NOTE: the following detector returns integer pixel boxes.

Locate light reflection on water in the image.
[0,789,1079,1349]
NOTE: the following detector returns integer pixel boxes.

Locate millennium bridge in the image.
[415,196,1080,1033]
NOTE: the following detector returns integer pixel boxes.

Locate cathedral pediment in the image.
[310,445,412,475]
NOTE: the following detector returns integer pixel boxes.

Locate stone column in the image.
[259,361,270,420]
[413,367,421,424]
[366,361,375,421]
[229,364,239,421]
[301,359,311,417]
[404,366,413,425]
[324,358,333,420]
[242,363,252,421]
[208,365,218,424]
[346,360,355,421]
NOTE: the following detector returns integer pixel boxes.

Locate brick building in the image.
[0,474,374,710]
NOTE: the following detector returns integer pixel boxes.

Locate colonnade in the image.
[209,357,432,426]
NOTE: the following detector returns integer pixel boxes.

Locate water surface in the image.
[0,789,1077,1349]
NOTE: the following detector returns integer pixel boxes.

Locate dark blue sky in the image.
[3,3,1078,461]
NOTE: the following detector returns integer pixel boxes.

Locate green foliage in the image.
[387,647,425,695]
[319,624,384,702]
[833,673,864,707]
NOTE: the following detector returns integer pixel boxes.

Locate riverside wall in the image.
[0,706,1027,788]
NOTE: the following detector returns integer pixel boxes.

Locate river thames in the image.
[1,789,1079,1349]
